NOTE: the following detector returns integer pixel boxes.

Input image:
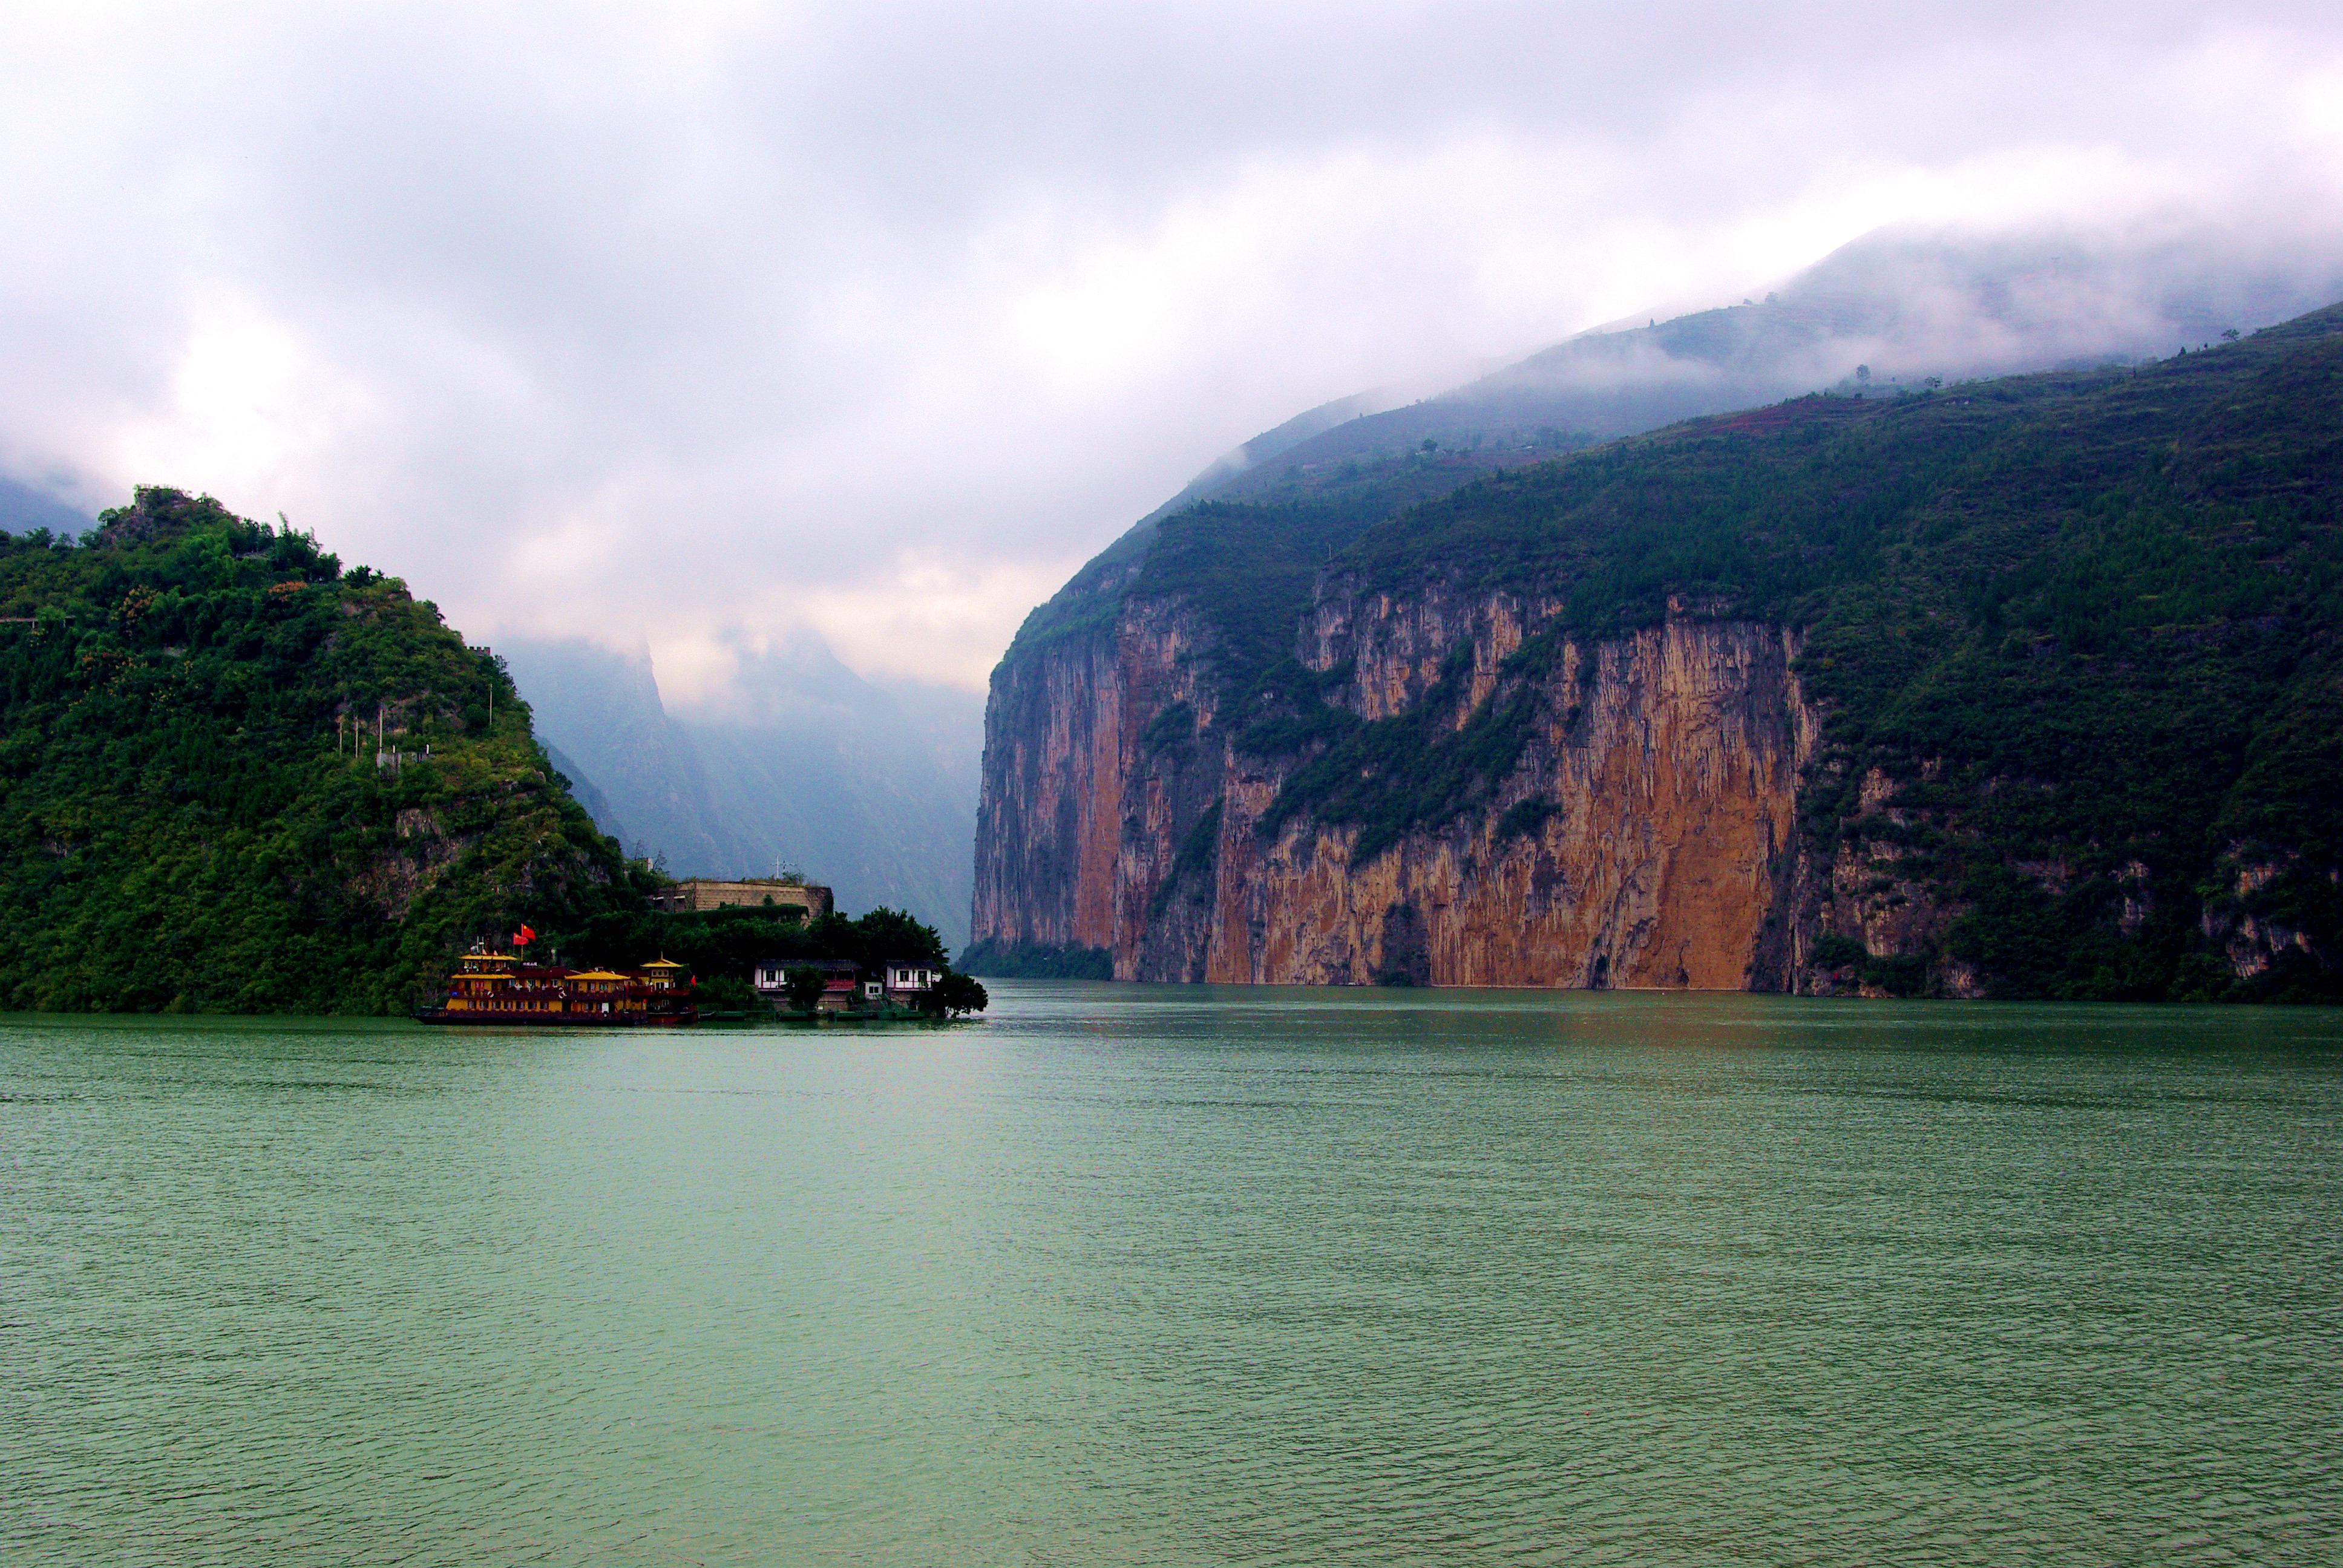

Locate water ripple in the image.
[1,993,2338,1564]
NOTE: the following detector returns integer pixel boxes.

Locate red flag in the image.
[520,924,537,943]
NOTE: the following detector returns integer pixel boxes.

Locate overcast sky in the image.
[2,2,2339,696]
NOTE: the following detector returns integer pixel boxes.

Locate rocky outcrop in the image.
[2200,848,2336,979]
[974,588,1832,988]
[1777,764,1978,999]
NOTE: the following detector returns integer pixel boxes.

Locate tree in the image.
[782,965,827,1011]
[918,970,988,1018]
[697,974,758,1010]
[1855,364,1871,384]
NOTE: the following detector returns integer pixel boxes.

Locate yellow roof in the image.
[568,970,628,981]
[639,958,686,970]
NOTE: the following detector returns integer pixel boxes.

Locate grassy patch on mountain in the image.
[1000,445,1533,679]
[1259,638,1561,866]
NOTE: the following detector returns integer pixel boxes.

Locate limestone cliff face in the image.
[971,619,1121,957]
[974,586,1829,988]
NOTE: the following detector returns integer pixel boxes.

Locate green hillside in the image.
[1259,307,2342,1001]
[0,488,654,1013]
[1025,305,2342,1002]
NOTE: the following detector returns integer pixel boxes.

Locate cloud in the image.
[1,1,2340,691]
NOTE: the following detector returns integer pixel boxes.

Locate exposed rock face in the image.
[978,309,2343,999]
[974,590,1829,988]
[2201,850,2330,979]
[1783,765,1979,999]
[353,806,477,924]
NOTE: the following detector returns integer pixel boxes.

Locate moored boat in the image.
[416,946,698,1025]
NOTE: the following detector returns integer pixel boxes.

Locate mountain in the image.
[1003,225,2343,731]
[971,302,2343,1002]
[491,640,731,870]
[1129,221,2343,538]
[0,477,93,538]
[0,487,651,1011]
[540,739,626,843]
[501,635,981,950]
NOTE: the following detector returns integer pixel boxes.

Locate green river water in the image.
[4,985,2339,1565]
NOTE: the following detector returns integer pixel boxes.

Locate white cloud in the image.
[1,1,2339,689]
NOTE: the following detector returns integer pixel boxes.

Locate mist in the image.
[1,2,2339,697]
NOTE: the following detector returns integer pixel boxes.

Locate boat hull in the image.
[415,1008,698,1027]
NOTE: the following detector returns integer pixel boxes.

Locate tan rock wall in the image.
[969,621,1125,952]
[974,588,1820,989]
[1200,615,1814,987]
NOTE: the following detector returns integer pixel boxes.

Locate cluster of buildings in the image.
[644,876,944,1016]
[752,957,943,1014]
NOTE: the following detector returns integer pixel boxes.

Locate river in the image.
[5,985,2339,1564]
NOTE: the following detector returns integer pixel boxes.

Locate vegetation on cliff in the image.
[987,304,2343,1002]
[958,938,1114,979]
[0,488,660,1012]
[1274,309,2343,1001]
[0,488,989,1015]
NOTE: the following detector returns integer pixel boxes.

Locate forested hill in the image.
[973,302,2343,1002]
[1298,308,2343,999]
[0,488,655,1012]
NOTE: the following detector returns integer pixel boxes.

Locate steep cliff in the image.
[505,635,982,949]
[974,303,2343,1002]
[977,591,1816,988]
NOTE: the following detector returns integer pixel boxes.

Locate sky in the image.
[2,1,2340,697]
